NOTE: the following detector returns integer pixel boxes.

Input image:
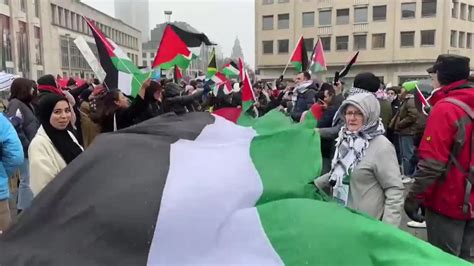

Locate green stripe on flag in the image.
[292,61,302,72]
[258,199,469,265]
[111,57,140,74]
[158,54,196,70]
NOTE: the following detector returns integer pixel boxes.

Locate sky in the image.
[81,0,255,67]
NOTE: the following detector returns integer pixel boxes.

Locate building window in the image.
[65,10,70,28]
[262,15,273,30]
[278,0,289,3]
[34,26,42,64]
[421,0,436,17]
[452,0,459,18]
[58,7,63,26]
[353,34,367,50]
[319,9,332,26]
[142,60,147,67]
[467,33,472,48]
[262,0,273,4]
[0,15,12,62]
[401,31,415,47]
[37,70,44,78]
[302,12,315,28]
[278,14,289,29]
[20,0,26,12]
[373,5,387,21]
[142,52,146,58]
[421,30,435,46]
[0,0,8,4]
[460,3,467,20]
[372,33,385,49]
[61,38,69,68]
[459,31,465,48]
[451,30,457,47]
[354,7,368,23]
[278,39,289,53]
[401,2,416,18]
[336,9,349,25]
[469,5,474,21]
[320,36,331,51]
[262,40,273,54]
[304,38,314,51]
[33,0,40,17]
[150,52,155,58]
[336,36,349,51]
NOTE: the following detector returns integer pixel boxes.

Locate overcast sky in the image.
[81,0,255,67]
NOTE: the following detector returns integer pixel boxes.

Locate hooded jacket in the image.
[316,93,404,226]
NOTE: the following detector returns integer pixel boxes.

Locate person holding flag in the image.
[290,71,317,122]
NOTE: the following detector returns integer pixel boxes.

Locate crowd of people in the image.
[0,53,472,262]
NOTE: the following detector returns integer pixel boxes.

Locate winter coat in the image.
[28,126,83,196]
[0,114,24,200]
[101,96,147,133]
[378,99,392,130]
[315,136,405,226]
[5,99,40,155]
[409,80,474,220]
[389,95,419,136]
[290,85,317,122]
[79,101,101,148]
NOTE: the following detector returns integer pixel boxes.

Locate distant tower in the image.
[114,0,150,42]
[231,37,244,60]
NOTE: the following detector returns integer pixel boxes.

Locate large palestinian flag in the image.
[0,110,468,266]
[85,17,147,97]
[308,38,327,73]
[153,24,213,70]
[222,61,239,78]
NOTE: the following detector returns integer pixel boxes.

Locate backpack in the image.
[444,97,474,215]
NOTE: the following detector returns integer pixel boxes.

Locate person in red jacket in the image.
[404,54,474,262]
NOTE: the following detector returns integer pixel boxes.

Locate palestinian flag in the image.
[308,38,327,73]
[152,25,194,70]
[238,57,245,81]
[85,17,147,97]
[222,61,239,78]
[403,80,431,115]
[290,36,309,72]
[207,47,217,77]
[0,113,468,265]
[210,72,232,94]
[174,65,182,83]
[334,51,359,84]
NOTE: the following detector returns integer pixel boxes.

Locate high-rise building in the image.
[115,0,149,42]
[255,0,474,85]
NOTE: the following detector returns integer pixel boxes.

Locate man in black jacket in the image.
[290,71,317,122]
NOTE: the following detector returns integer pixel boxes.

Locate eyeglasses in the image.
[345,111,363,118]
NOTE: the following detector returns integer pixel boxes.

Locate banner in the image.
[73,36,106,82]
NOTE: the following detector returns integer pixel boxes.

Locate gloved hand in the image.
[404,195,425,222]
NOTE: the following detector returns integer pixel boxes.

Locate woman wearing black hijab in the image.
[28,93,83,196]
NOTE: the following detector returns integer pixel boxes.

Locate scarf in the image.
[38,94,83,164]
[329,118,385,206]
[37,85,65,96]
[295,80,314,94]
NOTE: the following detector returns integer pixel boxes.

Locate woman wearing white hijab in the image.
[315,93,404,227]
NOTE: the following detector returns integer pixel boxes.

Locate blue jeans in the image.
[399,135,415,176]
[17,158,33,210]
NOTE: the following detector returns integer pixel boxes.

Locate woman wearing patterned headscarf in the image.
[315,92,404,227]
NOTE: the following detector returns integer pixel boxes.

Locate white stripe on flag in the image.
[147,115,283,265]
[118,71,133,96]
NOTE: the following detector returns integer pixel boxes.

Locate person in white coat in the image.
[29,94,83,196]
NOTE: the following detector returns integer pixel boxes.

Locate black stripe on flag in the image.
[0,112,216,266]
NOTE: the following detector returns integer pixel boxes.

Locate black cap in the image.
[353,72,380,93]
[429,54,470,84]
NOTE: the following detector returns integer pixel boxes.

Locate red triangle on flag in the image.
[153,25,192,68]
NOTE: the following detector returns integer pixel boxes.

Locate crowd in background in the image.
[0,54,473,262]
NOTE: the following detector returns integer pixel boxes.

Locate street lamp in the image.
[65,33,72,77]
[164,11,172,23]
